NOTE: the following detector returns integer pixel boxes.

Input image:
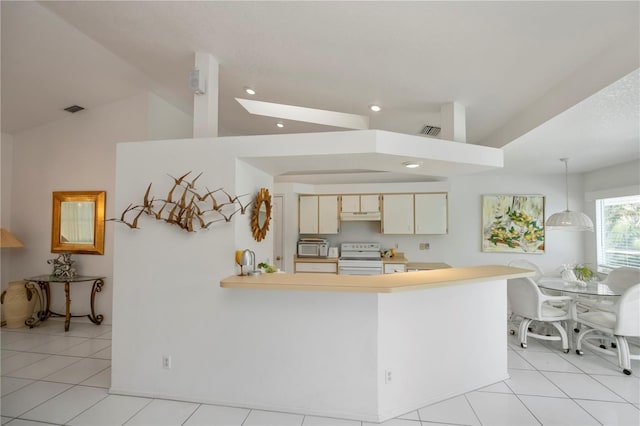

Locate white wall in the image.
[276,172,587,276]
[6,93,191,324]
[235,161,274,269]
[111,137,284,407]
[1,133,16,291]
[148,93,193,141]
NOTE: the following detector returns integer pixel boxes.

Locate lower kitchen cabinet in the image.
[383,263,406,274]
[294,261,338,273]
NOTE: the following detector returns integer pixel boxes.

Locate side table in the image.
[25,275,105,332]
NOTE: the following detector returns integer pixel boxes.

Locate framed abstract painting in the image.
[482,194,545,253]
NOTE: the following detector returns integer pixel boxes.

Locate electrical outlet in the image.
[162,355,172,369]
[385,369,392,384]
[394,243,399,249]
[419,242,430,250]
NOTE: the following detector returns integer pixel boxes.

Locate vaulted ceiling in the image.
[2,1,638,177]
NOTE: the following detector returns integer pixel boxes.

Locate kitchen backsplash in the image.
[302,220,448,262]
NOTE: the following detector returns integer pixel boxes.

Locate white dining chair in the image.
[576,266,640,313]
[507,277,573,352]
[508,259,544,282]
[575,283,640,375]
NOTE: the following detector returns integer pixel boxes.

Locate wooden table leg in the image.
[64,281,71,332]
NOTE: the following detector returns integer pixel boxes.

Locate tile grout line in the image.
[117,396,155,426]
[461,393,483,426]
[178,402,202,426]
[20,382,109,425]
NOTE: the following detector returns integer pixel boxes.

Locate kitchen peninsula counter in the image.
[220,265,530,293]
[218,265,533,422]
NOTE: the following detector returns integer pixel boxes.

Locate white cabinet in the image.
[382,193,448,235]
[341,195,360,213]
[341,194,380,213]
[299,195,339,234]
[299,195,319,234]
[415,193,448,235]
[318,196,339,234]
[294,261,337,273]
[382,194,414,234]
[384,263,406,274]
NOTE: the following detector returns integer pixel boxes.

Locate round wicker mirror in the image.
[251,188,272,242]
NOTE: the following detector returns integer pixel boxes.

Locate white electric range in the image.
[338,242,383,275]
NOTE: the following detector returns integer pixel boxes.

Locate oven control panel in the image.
[340,242,381,252]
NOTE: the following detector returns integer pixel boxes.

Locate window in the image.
[596,194,640,271]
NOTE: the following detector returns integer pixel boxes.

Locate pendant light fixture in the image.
[545,158,594,231]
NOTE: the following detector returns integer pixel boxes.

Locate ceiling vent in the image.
[63,105,85,113]
[420,125,441,137]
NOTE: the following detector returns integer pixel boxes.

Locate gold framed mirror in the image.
[251,188,272,242]
[52,191,106,255]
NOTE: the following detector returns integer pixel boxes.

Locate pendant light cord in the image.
[563,158,569,211]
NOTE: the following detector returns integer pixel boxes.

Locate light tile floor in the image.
[1,321,639,425]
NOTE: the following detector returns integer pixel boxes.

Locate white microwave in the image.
[298,240,329,257]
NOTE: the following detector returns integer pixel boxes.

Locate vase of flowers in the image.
[573,264,595,282]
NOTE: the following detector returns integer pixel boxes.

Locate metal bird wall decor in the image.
[109,171,253,232]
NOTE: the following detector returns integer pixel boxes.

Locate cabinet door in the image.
[360,194,380,213]
[384,263,406,274]
[318,195,339,234]
[299,196,318,234]
[294,262,337,273]
[341,195,360,213]
[382,194,414,234]
[415,193,448,234]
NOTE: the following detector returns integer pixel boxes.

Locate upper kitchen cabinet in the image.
[381,193,448,235]
[415,193,448,235]
[340,194,381,221]
[381,194,414,234]
[299,195,318,234]
[299,195,340,234]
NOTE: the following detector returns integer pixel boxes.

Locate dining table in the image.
[537,277,623,347]
[537,277,623,297]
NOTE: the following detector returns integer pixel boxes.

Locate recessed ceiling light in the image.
[244,87,256,95]
[276,122,284,128]
[369,105,382,112]
[402,161,421,169]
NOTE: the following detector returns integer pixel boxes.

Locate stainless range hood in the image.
[340,211,381,221]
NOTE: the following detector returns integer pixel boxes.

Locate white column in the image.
[192,53,219,138]
[440,102,466,143]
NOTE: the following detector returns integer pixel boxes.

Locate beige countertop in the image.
[221,265,533,293]
[381,254,408,264]
[406,262,452,270]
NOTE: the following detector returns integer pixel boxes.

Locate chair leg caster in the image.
[574,328,580,333]
[623,369,632,376]
[509,330,515,335]
[564,349,570,353]
[521,343,527,349]
[611,342,617,349]
[599,344,607,349]
[576,349,584,355]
